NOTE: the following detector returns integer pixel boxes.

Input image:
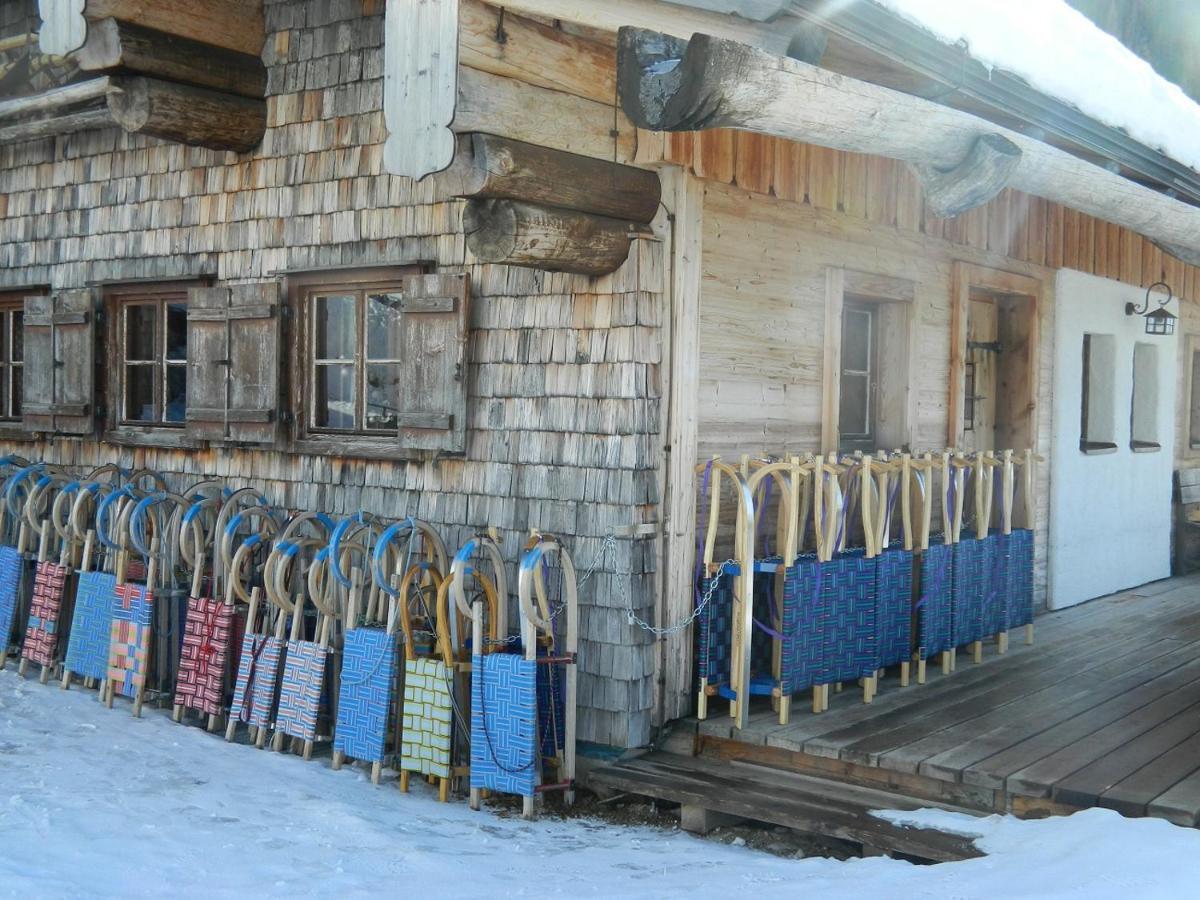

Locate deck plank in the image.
[917,640,1200,782]
[1147,766,1200,826]
[1098,731,1200,818]
[1004,663,1200,797]
[961,657,1200,791]
[800,615,1185,763]
[1052,700,1200,808]
[758,587,1200,754]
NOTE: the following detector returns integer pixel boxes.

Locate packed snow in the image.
[1,669,1198,897]
[875,0,1200,174]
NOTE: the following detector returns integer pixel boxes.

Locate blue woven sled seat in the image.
[916,541,953,660]
[875,545,914,670]
[1004,528,1035,629]
[694,562,778,699]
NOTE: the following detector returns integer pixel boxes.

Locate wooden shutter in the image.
[186,282,282,444]
[395,273,469,453]
[22,290,95,435]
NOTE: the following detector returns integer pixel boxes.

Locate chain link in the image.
[583,533,734,638]
[482,534,734,642]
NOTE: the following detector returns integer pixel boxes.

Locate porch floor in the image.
[687,573,1200,827]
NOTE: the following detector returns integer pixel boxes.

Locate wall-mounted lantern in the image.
[1125,281,1177,336]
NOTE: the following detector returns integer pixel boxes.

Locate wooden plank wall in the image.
[0,0,664,749]
[647,130,1200,304]
[697,179,1054,606]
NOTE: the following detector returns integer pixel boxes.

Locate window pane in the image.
[842,308,872,372]
[11,311,22,362]
[314,364,355,429]
[165,366,187,423]
[366,293,403,360]
[0,313,7,366]
[314,294,357,360]
[125,365,155,422]
[10,366,20,418]
[166,303,187,361]
[365,363,400,430]
[125,305,157,361]
[839,373,870,437]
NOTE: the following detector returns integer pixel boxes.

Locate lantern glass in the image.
[1144,306,1176,336]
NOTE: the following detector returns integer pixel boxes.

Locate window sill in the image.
[1131,441,1162,453]
[1079,440,1118,455]
[104,428,205,450]
[0,424,34,442]
[290,436,421,462]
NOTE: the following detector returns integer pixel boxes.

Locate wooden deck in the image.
[683,574,1200,827]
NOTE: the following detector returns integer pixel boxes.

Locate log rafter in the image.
[617,26,1200,257]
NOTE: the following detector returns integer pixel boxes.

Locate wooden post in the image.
[861,455,875,704]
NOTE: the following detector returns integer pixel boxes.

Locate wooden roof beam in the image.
[617,27,1200,258]
[0,74,265,152]
[474,0,791,53]
[75,18,267,99]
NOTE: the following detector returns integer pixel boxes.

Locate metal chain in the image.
[583,533,734,638]
[483,534,735,642]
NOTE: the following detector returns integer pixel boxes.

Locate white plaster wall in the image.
[1049,269,1178,609]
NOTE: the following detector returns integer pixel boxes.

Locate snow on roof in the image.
[873,0,1200,174]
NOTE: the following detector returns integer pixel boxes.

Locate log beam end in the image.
[107,76,266,153]
[464,198,641,277]
[617,26,749,132]
[915,133,1022,218]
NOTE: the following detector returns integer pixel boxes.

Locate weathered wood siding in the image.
[698,179,1054,606]
[0,0,664,749]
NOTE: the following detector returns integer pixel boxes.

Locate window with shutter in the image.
[23,289,95,436]
[101,283,199,447]
[289,268,468,458]
[185,283,282,445]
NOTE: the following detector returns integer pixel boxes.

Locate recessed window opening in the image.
[1080,333,1117,454]
[1130,342,1160,452]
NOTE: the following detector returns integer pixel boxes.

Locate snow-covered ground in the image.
[1,668,1198,898]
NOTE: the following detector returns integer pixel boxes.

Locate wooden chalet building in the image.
[6,0,1200,830]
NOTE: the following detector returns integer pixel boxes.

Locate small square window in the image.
[299,277,413,440]
[105,286,192,432]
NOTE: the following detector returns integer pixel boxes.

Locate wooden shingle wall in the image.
[0,0,664,748]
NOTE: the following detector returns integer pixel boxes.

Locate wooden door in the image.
[963,292,998,452]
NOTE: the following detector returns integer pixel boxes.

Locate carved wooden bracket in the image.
[383,0,460,180]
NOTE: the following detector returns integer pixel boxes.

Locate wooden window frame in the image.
[287,266,424,460]
[103,282,201,449]
[1182,334,1200,459]
[0,288,41,442]
[822,268,918,454]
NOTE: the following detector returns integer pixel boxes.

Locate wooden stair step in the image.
[588,752,983,862]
